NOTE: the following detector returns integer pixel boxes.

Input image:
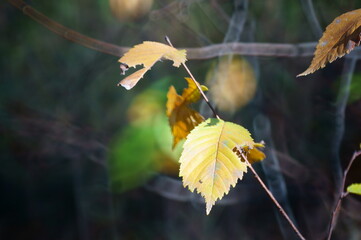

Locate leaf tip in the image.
[206,203,213,215]
[117,80,133,90]
[297,70,310,77]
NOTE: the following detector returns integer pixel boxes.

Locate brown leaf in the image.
[118,41,187,89]
[166,78,207,148]
[298,9,361,77]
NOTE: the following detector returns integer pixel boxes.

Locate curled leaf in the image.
[166,78,207,148]
[118,41,187,89]
[179,118,265,214]
[298,8,361,76]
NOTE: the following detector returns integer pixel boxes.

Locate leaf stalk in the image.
[165,36,221,120]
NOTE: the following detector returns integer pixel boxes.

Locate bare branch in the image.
[6,0,321,59]
[327,150,361,240]
[6,0,129,56]
[223,0,248,44]
[253,114,298,239]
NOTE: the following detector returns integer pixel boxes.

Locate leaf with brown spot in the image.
[180,118,265,214]
[298,8,361,77]
[117,41,187,89]
[166,78,208,148]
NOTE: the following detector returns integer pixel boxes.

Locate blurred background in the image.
[1,0,361,239]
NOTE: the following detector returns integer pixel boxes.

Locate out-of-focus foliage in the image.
[298,8,361,76]
[109,0,153,21]
[117,41,186,89]
[166,77,207,148]
[179,118,265,214]
[108,89,181,192]
[348,74,361,103]
[207,56,257,113]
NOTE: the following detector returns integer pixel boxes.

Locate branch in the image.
[7,0,320,59]
[299,0,323,38]
[6,0,129,56]
[327,149,361,240]
[329,58,357,189]
[240,152,306,240]
[253,114,298,239]
[222,0,248,44]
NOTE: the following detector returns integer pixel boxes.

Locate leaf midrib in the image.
[209,120,225,200]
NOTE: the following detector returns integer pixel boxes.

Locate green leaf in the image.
[347,183,361,195]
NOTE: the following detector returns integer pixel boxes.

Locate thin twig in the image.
[240,152,306,240]
[253,114,297,239]
[327,150,361,240]
[165,36,221,120]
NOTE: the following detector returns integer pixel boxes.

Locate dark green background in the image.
[1,0,361,239]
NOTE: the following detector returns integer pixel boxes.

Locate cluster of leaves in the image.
[114,6,361,222]
[117,41,265,214]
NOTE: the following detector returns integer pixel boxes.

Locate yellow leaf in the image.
[179,118,265,214]
[166,78,207,148]
[207,56,257,112]
[182,77,208,103]
[118,41,187,89]
[298,9,361,76]
[347,183,361,195]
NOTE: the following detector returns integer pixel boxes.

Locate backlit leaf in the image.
[298,9,361,76]
[166,78,208,148]
[182,77,208,103]
[179,118,265,214]
[118,41,187,89]
[347,183,361,195]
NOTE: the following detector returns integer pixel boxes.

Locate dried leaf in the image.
[166,78,208,148]
[298,9,361,76]
[207,56,257,112]
[232,142,265,164]
[179,118,265,214]
[347,183,361,195]
[118,41,187,89]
